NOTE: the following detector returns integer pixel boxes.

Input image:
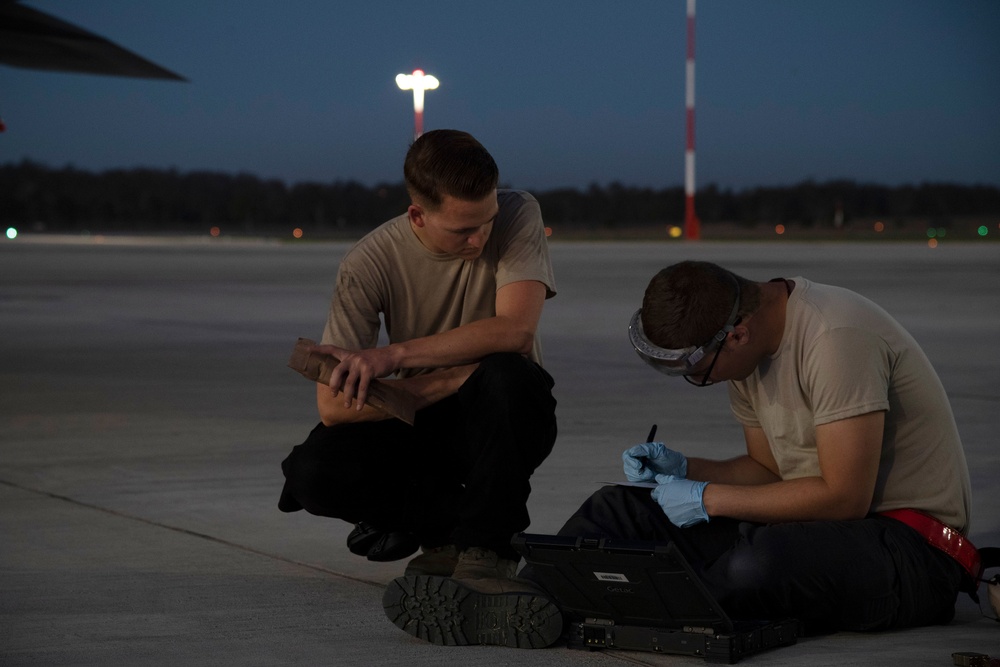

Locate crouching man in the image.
[280,130,559,635]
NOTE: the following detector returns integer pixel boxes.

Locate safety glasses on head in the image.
[628,277,741,377]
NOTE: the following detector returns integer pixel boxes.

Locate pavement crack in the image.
[0,476,387,590]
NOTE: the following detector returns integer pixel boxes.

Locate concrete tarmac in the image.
[2,236,998,665]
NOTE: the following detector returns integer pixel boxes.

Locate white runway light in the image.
[396,69,439,139]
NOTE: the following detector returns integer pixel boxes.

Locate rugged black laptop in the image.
[512,533,800,664]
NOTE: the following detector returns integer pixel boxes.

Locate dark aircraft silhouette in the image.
[0,0,185,80]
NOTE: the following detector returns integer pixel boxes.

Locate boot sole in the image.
[382,575,563,648]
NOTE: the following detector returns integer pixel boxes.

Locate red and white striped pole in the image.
[684,0,701,240]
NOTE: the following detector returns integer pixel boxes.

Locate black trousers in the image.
[548,485,963,635]
[278,353,557,561]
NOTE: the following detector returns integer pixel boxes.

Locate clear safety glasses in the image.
[628,280,741,378]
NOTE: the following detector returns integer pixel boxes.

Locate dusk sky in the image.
[1,0,998,192]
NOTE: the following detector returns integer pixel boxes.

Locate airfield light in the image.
[977,225,988,237]
[396,69,439,139]
[6,227,16,239]
[668,225,683,238]
[775,224,786,235]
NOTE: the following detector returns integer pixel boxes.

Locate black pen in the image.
[634,424,659,478]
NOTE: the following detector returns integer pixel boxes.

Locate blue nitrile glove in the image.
[651,474,709,528]
[622,442,688,483]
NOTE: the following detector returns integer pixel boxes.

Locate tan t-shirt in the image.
[321,190,556,376]
[728,278,971,534]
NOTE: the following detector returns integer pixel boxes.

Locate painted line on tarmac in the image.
[0,476,386,589]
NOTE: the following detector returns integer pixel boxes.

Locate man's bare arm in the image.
[318,279,547,410]
[317,364,479,426]
[700,411,885,523]
[685,426,782,485]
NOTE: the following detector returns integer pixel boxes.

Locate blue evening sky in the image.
[1,0,997,191]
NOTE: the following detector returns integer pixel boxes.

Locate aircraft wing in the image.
[0,1,186,80]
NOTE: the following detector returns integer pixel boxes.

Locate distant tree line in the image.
[2,160,998,234]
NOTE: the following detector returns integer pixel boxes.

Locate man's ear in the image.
[408,204,426,228]
[731,323,751,346]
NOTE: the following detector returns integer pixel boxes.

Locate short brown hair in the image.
[641,261,760,348]
[403,129,499,207]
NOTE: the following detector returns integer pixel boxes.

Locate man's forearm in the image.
[390,316,533,371]
[702,476,870,523]
[395,364,478,409]
[316,365,477,426]
[317,383,393,425]
[686,455,780,486]
[320,280,545,411]
[694,412,885,523]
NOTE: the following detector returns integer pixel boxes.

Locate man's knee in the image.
[464,353,555,417]
[474,353,553,392]
[720,531,788,595]
[557,486,653,539]
[280,425,362,507]
[587,485,635,512]
[280,444,324,495]
[714,523,904,631]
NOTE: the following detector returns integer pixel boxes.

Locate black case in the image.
[512,532,800,664]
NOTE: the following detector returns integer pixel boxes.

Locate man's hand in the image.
[310,343,399,411]
[622,442,688,482]
[315,364,477,426]
[651,474,709,528]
